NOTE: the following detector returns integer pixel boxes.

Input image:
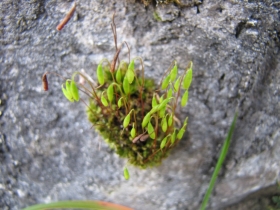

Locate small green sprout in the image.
[126,60,135,84]
[61,80,79,102]
[123,167,130,180]
[160,135,168,150]
[123,112,131,128]
[183,62,193,89]
[161,74,170,90]
[96,64,105,85]
[130,123,136,138]
[101,92,109,107]
[142,112,152,128]
[123,77,130,94]
[147,122,156,139]
[161,116,168,132]
[169,62,178,82]
[181,90,189,107]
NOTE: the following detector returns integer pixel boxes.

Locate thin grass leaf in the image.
[199,112,238,210]
[22,200,133,210]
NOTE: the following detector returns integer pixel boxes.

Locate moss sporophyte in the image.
[42,14,193,175]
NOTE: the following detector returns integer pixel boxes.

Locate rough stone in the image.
[0,0,279,210]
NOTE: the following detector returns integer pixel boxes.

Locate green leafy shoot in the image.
[161,74,170,90]
[167,115,173,127]
[147,122,156,139]
[118,97,123,108]
[142,112,151,128]
[160,135,169,150]
[181,90,189,107]
[167,88,173,98]
[62,80,79,102]
[116,61,126,84]
[169,63,178,82]
[171,129,176,144]
[173,76,181,92]
[107,84,114,102]
[101,92,109,107]
[199,112,238,210]
[123,77,130,95]
[161,117,167,132]
[152,94,158,108]
[131,123,136,138]
[123,112,131,128]
[176,127,185,140]
[158,97,173,111]
[183,62,193,90]
[62,83,74,102]
[97,64,105,85]
[123,167,130,180]
[71,80,79,101]
[126,60,135,84]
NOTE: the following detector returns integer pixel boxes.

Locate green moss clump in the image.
[86,62,168,168]
[42,16,193,173]
[46,55,192,169]
[84,57,193,169]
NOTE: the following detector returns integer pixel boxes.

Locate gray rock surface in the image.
[0,0,279,209]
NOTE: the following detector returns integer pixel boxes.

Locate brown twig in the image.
[56,2,76,31]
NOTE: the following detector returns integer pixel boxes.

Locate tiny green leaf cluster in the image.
[61,80,80,102]
[61,58,193,168]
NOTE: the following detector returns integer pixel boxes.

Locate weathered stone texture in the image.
[0,0,279,209]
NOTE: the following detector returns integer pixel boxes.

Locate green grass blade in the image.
[200,112,238,210]
[22,200,133,210]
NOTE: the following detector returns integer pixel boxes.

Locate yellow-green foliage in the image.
[84,59,192,168]
[48,54,192,169]
[54,54,192,169]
